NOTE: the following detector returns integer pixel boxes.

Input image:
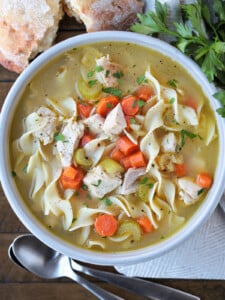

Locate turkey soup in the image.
[11,42,218,252]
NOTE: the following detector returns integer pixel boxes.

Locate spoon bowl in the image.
[11,234,123,300]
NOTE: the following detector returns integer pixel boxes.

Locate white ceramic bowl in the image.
[1,31,225,266]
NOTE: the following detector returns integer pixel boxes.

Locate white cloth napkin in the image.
[115,0,225,280]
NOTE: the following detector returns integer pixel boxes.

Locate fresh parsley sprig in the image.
[131,0,225,117]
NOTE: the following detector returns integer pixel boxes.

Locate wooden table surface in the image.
[0,16,225,300]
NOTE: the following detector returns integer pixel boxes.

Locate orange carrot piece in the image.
[137,216,154,233]
[60,166,84,190]
[96,95,119,117]
[120,156,132,170]
[196,172,213,188]
[135,85,153,101]
[95,214,118,237]
[121,95,139,116]
[174,163,186,177]
[129,151,146,168]
[110,147,125,162]
[116,136,139,156]
[185,97,197,111]
[77,103,93,118]
[80,134,94,146]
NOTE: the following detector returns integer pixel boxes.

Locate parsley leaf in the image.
[137,74,146,85]
[131,0,225,118]
[88,80,97,87]
[92,179,102,187]
[102,87,122,97]
[54,133,67,142]
[180,129,202,147]
[167,79,179,89]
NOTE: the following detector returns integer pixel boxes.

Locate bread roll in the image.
[63,0,144,32]
[0,0,64,73]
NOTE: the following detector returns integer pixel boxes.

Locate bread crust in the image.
[0,0,64,73]
[63,0,144,32]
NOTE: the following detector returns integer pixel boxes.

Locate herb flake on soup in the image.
[11,42,218,252]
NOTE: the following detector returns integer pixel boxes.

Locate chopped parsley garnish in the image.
[106,102,113,108]
[105,70,110,78]
[132,100,138,108]
[169,97,176,104]
[54,133,67,142]
[130,117,137,124]
[139,177,154,188]
[113,71,124,79]
[92,179,102,187]
[95,66,104,72]
[11,170,17,177]
[81,184,88,191]
[101,197,112,206]
[138,100,146,108]
[102,87,122,97]
[137,74,147,85]
[180,129,203,147]
[87,70,95,78]
[88,80,97,87]
[75,191,80,196]
[167,79,179,89]
[197,188,205,196]
[72,218,77,223]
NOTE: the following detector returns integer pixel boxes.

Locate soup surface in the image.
[11,42,218,252]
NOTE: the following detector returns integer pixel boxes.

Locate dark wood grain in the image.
[0,14,225,300]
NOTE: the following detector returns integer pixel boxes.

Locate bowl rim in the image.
[1,31,225,266]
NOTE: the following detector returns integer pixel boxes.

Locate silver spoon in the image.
[11,235,123,300]
[11,234,200,300]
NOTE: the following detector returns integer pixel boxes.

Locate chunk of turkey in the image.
[178,177,203,205]
[32,107,59,145]
[83,114,104,135]
[56,120,84,167]
[103,104,126,135]
[83,165,121,198]
[95,55,121,87]
[121,167,146,195]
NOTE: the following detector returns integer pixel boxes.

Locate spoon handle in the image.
[67,267,124,300]
[71,262,200,300]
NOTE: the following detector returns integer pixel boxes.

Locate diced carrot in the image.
[174,163,186,177]
[94,214,118,237]
[110,147,125,162]
[116,136,139,156]
[60,166,84,190]
[196,172,213,188]
[80,134,94,146]
[96,95,119,117]
[185,97,197,111]
[121,156,132,170]
[136,216,154,233]
[121,95,139,116]
[135,85,153,101]
[77,103,93,118]
[129,151,146,168]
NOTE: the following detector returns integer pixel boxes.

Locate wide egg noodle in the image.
[83,137,107,166]
[149,165,176,212]
[86,240,106,249]
[198,113,217,145]
[98,196,131,217]
[144,100,166,132]
[46,97,77,118]
[140,132,160,172]
[43,172,73,230]
[145,68,161,101]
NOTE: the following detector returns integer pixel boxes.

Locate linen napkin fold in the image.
[115,204,225,279]
[115,0,225,279]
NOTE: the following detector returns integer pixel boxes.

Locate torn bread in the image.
[63,0,144,32]
[0,0,64,73]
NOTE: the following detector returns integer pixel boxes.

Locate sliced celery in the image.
[73,148,93,167]
[100,158,124,175]
[77,79,102,100]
